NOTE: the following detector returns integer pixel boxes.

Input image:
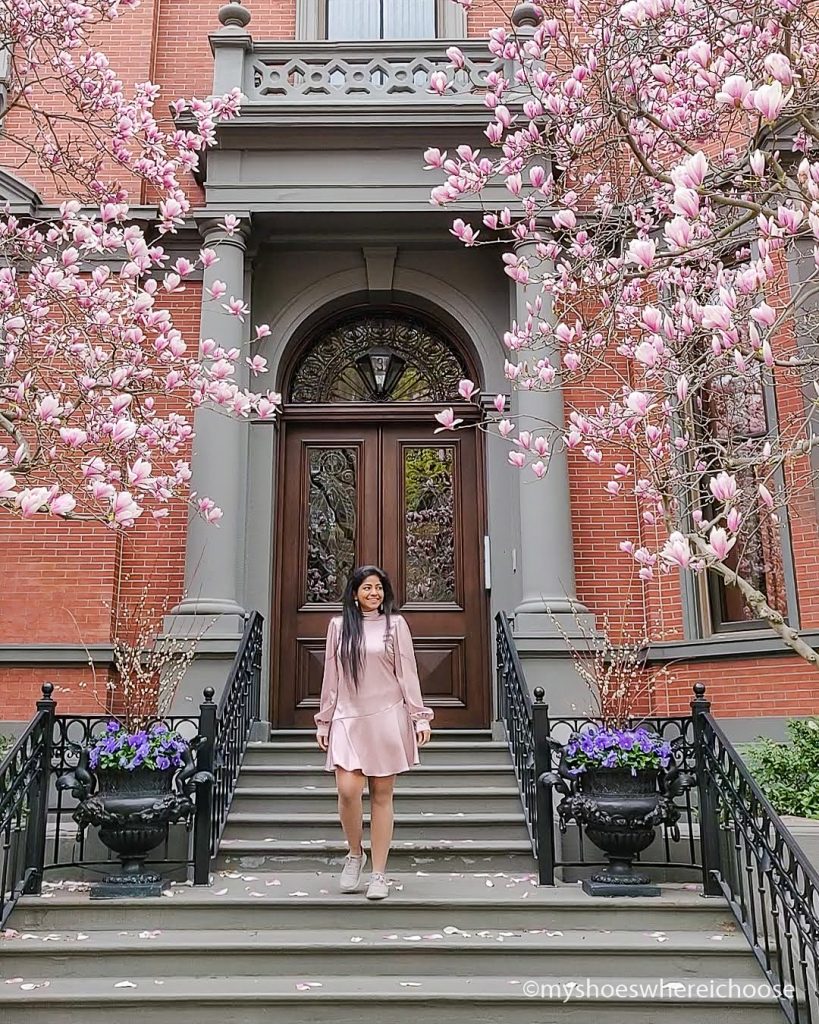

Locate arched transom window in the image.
[288,313,471,404]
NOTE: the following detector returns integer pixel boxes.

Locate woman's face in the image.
[356,574,384,612]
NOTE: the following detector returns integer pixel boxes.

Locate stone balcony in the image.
[210,5,502,130]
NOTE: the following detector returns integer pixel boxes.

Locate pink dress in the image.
[314,611,434,777]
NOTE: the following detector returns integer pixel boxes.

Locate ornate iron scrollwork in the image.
[290,314,469,403]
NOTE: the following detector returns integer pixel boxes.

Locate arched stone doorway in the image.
[272,307,490,729]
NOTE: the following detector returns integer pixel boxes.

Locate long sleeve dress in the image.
[314,610,434,777]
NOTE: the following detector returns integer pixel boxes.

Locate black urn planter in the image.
[540,738,694,897]
[58,740,209,899]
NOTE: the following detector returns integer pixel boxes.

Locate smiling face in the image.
[356,573,384,612]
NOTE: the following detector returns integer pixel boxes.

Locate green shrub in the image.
[0,734,12,764]
[744,719,819,820]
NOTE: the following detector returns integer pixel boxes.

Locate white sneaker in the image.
[365,871,389,901]
[339,850,367,892]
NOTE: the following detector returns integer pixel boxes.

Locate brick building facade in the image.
[1,0,817,738]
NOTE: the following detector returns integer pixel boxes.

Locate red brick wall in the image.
[1,668,113,720]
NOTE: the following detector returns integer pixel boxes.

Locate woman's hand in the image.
[416,728,431,747]
[316,731,329,751]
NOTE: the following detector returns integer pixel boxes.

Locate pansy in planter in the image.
[88,721,189,773]
[563,725,673,776]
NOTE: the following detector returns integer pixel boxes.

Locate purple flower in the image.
[156,755,171,770]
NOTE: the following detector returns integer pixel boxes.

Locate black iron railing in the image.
[496,611,554,883]
[0,686,54,928]
[498,612,819,1022]
[497,612,701,886]
[193,609,263,883]
[0,611,264,920]
[694,686,819,1023]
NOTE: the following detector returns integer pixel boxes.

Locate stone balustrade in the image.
[245,41,499,105]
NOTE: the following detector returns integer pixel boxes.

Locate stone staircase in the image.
[218,728,535,873]
[1,729,783,1023]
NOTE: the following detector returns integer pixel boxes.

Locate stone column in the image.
[172,218,251,625]
[512,239,589,633]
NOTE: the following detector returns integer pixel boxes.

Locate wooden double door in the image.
[274,411,489,729]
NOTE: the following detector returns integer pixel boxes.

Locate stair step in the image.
[0,973,783,1024]
[237,765,517,789]
[0,927,760,980]
[221,812,531,843]
[231,786,524,815]
[270,729,496,743]
[13,876,733,933]
[244,741,513,767]
[216,838,536,872]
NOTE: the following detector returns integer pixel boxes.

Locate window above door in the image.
[296,0,466,40]
[288,312,473,404]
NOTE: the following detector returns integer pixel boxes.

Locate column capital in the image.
[195,214,252,249]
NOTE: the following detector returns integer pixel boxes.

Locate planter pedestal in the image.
[582,879,660,897]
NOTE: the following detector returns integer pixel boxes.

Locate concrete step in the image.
[237,765,518,789]
[221,812,532,843]
[216,838,537,872]
[231,786,524,815]
[244,741,513,768]
[0,927,761,980]
[12,874,736,934]
[270,729,496,744]
[0,973,783,1023]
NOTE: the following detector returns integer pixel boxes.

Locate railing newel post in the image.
[691,682,722,897]
[533,688,555,886]
[23,682,56,896]
[192,686,217,886]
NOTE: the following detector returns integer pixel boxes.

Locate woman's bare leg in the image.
[367,774,396,873]
[335,767,367,856]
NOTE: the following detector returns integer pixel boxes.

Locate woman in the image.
[315,565,433,901]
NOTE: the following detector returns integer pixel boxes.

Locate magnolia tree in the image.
[431,0,819,666]
[0,0,277,528]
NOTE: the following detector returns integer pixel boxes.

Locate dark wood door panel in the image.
[275,419,488,729]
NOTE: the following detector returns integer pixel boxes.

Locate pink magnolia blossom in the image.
[709,471,738,503]
[716,75,752,107]
[750,81,790,121]
[434,408,463,432]
[428,71,449,96]
[661,533,693,569]
[626,239,656,269]
[49,493,77,517]
[625,391,651,416]
[706,527,736,562]
[112,492,143,528]
[0,470,17,499]
[17,488,50,518]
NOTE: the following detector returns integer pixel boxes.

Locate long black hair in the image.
[339,565,395,688]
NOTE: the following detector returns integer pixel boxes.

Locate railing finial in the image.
[41,681,54,699]
[218,3,251,29]
[203,686,216,703]
[533,686,546,704]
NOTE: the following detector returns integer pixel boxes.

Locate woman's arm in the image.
[393,616,434,733]
[314,617,340,738]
